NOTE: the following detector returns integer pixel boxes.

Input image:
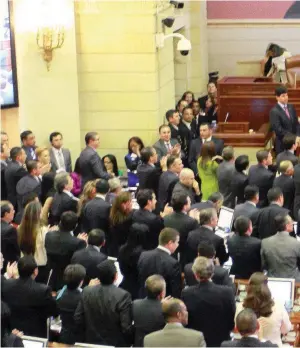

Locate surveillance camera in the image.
[162,17,175,28]
[170,1,184,9]
[177,37,191,56]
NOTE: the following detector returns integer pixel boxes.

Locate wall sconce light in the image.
[36,25,65,71]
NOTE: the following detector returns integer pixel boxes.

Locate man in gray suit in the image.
[233,185,259,222]
[261,213,300,281]
[49,132,72,173]
[153,125,181,161]
[276,133,298,167]
[79,132,112,188]
[217,146,235,207]
[144,298,206,347]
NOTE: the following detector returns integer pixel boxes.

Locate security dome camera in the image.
[177,37,191,56]
[156,33,192,56]
[170,1,184,9]
[162,17,175,28]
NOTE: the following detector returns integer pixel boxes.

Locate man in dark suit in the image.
[295,163,300,218]
[184,241,232,287]
[172,168,201,204]
[228,216,261,279]
[228,155,249,208]
[252,187,289,239]
[132,275,166,347]
[189,122,224,174]
[49,131,72,173]
[273,160,295,215]
[138,228,181,298]
[50,172,79,225]
[190,192,223,212]
[137,147,166,196]
[164,192,198,266]
[157,155,182,211]
[16,160,41,213]
[144,298,206,347]
[186,208,228,265]
[82,179,110,233]
[182,256,235,347]
[276,134,299,167]
[20,130,37,161]
[5,147,27,209]
[79,132,112,188]
[71,229,107,285]
[166,109,182,145]
[0,143,9,200]
[217,146,235,207]
[153,125,181,161]
[221,309,277,347]
[45,211,86,290]
[179,106,197,166]
[248,150,275,208]
[233,185,259,222]
[1,256,57,337]
[269,86,299,154]
[0,201,20,272]
[74,260,133,346]
[133,189,172,250]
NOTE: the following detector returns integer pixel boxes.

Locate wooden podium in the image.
[214,76,300,147]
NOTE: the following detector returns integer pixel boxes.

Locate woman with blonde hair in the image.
[109,191,133,257]
[236,272,292,346]
[18,201,50,283]
[36,147,51,174]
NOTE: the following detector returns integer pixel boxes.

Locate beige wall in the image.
[1,108,20,147]
[207,20,300,77]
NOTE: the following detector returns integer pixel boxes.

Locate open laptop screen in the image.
[218,206,234,231]
[267,278,295,305]
[22,336,48,348]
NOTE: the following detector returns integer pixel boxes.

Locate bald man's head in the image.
[179,168,194,188]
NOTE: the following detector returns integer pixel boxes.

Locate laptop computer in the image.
[267,277,295,306]
[217,206,234,232]
[22,336,48,348]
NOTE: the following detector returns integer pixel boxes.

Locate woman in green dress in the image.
[197,141,222,200]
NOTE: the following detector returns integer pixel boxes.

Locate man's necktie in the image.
[57,151,65,168]
[30,148,36,160]
[284,105,291,119]
[166,143,172,151]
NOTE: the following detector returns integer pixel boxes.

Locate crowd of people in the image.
[1,83,300,347]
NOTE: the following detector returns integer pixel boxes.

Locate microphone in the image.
[224,112,230,123]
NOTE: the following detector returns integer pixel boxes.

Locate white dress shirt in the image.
[52,147,66,170]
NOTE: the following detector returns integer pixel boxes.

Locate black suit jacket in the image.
[252,203,290,239]
[273,174,295,215]
[71,245,107,285]
[179,121,197,164]
[2,277,57,337]
[164,212,198,266]
[132,209,164,250]
[276,150,299,167]
[74,284,133,346]
[248,164,275,208]
[16,175,41,212]
[79,146,111,188]
[157,171,179,211]
[233,201,258,222]
[57,288,82,345]
[49,192,78,225]
[295,164,300,218]
[22,146,37,161]
[169,124,183,146]
[228,171,249,208]
[137,163,161,196]
[227,235,262,279]
[270,103,299,153]
[0,220,20,271]
[186,226,228,265]
[138,248,181,298]
[190,200,214,211]
[188,137,224,174]
[182,281,235,347]
[184,262,232,287]
[221,337,278,347]
[1,160,8,200]
[132,298,165,347]
[4,161,27,209]
[82,196,110,233]
[45,230,86,290]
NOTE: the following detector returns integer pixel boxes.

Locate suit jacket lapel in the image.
[50,148,59,169]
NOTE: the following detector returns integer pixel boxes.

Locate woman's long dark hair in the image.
[110,192,132,226]
[41,172,55,204]
[243,272,274,318]
[121,223,148,260]
[103,154,119,177]
[128,137,145,154]
[181,90,195,104]
[199,141,216,168]
[73,158,81,175]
